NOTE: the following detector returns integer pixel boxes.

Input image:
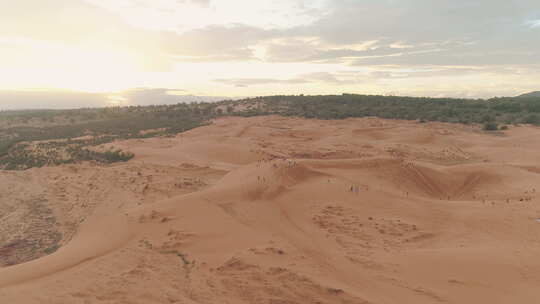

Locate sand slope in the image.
[1,116,540,304]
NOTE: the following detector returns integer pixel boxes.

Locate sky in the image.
[1,0,540,109]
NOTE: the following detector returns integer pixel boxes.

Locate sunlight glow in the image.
[82,0,327,32]
[0,0,538,101]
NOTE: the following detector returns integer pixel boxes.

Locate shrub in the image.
[103,150,134,163]
[523,114,540,125]
[483,122,499,131]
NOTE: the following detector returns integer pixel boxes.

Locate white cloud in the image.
[526,19,540,28]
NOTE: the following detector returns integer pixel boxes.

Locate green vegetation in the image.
[482,122,499,131]
[1,94,539,170]
[226,94,540,125]
[160,250,195,278]
[0,136,137,170]
[0,103,213,170]
[43,244,61,255]
[161,250,192,266]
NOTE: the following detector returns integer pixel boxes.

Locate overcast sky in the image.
[1,0,539,109]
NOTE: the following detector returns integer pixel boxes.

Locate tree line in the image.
[1,94,540,170]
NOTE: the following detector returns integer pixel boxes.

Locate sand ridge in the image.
[1,116,540,303]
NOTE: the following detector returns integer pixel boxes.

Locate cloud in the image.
[526,19,540,28]
[350,48,540,66]
[82,0,325,31]
[162,24,273,60]
[214,71,365,87]
[262,38,449,64]
[213,78,308,87]
[5,0,539,67]
[183,0,210,8]
[2,0,540,100]
[259,0,539,67]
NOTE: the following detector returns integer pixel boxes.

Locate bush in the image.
[102,150,134,163]
[523,114,540,125]
[483,122,499,131]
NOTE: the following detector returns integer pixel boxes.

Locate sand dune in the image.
[1,116,540,303]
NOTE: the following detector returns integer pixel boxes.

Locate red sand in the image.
[1,116,540,303]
